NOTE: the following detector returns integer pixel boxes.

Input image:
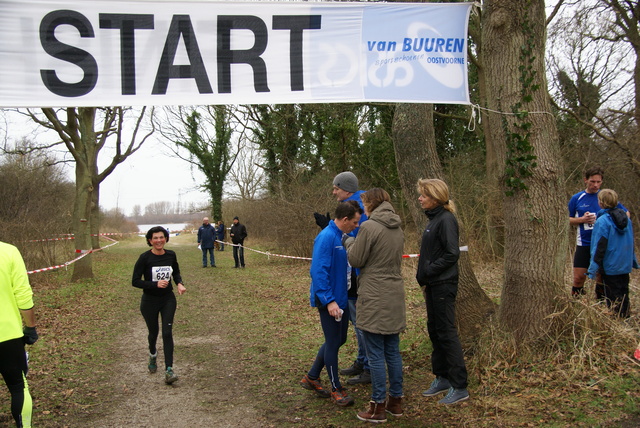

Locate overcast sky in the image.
[2,110,208,217]
[99,140,208,216]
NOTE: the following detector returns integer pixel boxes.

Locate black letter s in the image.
[40,10,98,97]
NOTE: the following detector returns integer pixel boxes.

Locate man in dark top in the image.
[216,220,226,251]
[197,217,216,268]
[230,216,247,268]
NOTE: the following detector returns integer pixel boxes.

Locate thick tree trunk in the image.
[392,104,439,234]
[71,108,98,281]
[482,0,567,343]
[475,29,505,258]
[392,103,496,344]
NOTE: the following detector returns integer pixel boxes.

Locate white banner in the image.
[0,1,473,107]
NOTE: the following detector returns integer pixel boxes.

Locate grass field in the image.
[1,233,639,427]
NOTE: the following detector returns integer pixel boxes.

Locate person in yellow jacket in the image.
[0,241,38,428]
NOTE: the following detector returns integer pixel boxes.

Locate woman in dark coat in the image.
[416,178,469,405]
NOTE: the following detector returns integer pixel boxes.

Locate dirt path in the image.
[92,321,265,427]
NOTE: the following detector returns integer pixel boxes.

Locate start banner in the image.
[0,1,473,107]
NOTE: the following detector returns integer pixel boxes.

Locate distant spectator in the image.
[230,216,247,268]
[587,189,638,318]
[197,217,216,268]
[216,220,226,251]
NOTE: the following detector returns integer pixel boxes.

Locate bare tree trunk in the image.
[35,106,153,281]
[71,108,97,281]
[473,17,505,258]
[91,182,100,250]
[393,103,496,344]
[392,104,439,234]
[482,0,567,343]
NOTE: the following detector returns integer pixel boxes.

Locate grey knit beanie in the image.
[333,171,358,193]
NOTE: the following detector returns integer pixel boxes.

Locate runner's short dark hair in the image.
[584,166,604,180]
[145,226,169,246]
[335,200,363,220]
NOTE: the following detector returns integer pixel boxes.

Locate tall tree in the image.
[392,103,496,343]
[245,104,303,196]
[156,106,237,221]
[26,107,153,280]
[548,0,640,219]
[482,0,567,343]
[244,103,393,196]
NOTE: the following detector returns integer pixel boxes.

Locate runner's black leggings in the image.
[0,338,32,427]
[140,292,177,369]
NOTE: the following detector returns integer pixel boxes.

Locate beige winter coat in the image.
[345,201,406,335]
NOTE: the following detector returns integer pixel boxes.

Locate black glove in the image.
[313,212,330,229]
[342,233,354,247]
[23,326,38,345]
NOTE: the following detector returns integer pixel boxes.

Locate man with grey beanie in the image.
[314,171,371,385]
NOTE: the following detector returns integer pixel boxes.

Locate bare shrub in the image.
[222,173,335,257]
[0,148,74,270]
[445,147,501,262]
[471,292,640,378]
[101,208,139,234]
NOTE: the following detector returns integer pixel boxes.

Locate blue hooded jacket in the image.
[309,220,349,310]
[588,207,639,278]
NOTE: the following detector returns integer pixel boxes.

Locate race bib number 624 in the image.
[152,266,173,282]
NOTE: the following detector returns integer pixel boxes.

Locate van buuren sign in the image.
[0,1,473,107]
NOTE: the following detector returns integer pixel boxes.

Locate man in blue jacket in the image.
[588,189,638,317]
[301,201,362,408]
[314,171,371,385]
[568,166,628,297]
[197,217,216,267]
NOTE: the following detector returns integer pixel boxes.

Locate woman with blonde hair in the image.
[416,179,469,405]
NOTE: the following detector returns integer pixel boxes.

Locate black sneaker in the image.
[347,369,371,385]
[340,361,364,376]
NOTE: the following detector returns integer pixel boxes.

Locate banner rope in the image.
[467,103,555,131]
[215,240,468,262]
[27,236,119,275]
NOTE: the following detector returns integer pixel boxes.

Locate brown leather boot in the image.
[357,401,387,423]
[386,396,403,417]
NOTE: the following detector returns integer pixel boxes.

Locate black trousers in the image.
[140,292,177,368]
[233,243,245,267]
[602,273,630,318]
[0,337,31,427]
[423,282,468,389]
